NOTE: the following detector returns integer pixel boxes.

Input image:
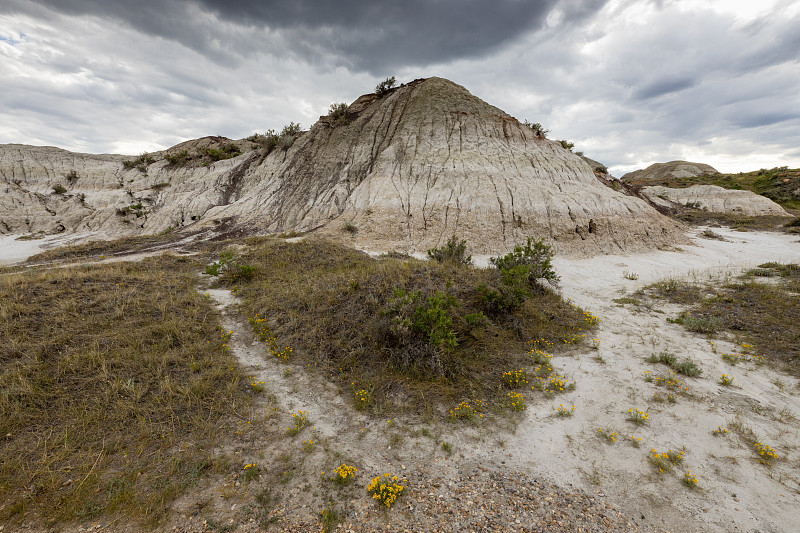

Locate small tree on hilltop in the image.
[522,120,549,138]
[328,102,349,126]
[375,76,397,96]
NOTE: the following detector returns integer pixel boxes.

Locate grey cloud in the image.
[733,112,800,129]
[632,77,697,100]
[10,0,572,73]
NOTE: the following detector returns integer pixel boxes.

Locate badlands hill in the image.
[0,77,684,255]
[617,160,795,219]
[621,160,719,182]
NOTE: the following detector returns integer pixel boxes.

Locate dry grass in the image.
[647,263,800,375]
[674,210,796,232]
[0,254,249,527]
[25,231,182,264]
[226,240,595,415]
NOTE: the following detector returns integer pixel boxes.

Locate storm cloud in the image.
[1,0,799,174]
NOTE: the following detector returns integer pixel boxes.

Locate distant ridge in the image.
[621,160,719,183]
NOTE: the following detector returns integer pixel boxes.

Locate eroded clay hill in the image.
[0,77,685,255]
[621,160,719,183]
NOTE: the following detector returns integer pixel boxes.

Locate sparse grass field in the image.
[0,255,249,527]
[25,231,181,263]
[631,263,800,375]
[226,240,595,415]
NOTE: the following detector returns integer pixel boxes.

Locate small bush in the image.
[375,76,397,96]
[278,122,302,150]
[627,408,649,425]
[165,149,191,165]
[490,237,559,288]
[65,169,79,182]
[328,102,349,126]
[385,288,458,350]
[122,153,155,171]
[522,120,549,138]
[342,221,357,234]
[558,140,575,152]
[647,351,702,377]
[677,314,722,334]
[648,449,684,474]
[52,184,67,194]
[427,236,472,265]
[205,143,241,162]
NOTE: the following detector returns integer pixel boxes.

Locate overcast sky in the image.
[1,0,799,176]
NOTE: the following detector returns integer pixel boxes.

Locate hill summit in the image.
[0,77,683,255]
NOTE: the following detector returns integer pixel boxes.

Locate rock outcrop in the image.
[640,185,791,217]
[622,161,719,183]
[1,77,686,255]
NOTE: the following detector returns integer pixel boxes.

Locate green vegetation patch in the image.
[0,255,248,526]
[647,263,800,374]
[227,239,595,414]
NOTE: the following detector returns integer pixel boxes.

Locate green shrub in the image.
[165,149,191,165]
[328,102,349,126]
[490,237,559,288]
[673,314,721,334]
[52,184,67,194]
[646,351,702,377]
[375,76,397,96]
[122,153,155,172]
[277,122,302,150]
[427,236,472,265]
[205,143,241,162]
[558,140,575,152]
[385,288,458,349]
[522,120,549,138]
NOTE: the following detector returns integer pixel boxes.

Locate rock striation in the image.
[1,77,685,255]
[641,185,791,217]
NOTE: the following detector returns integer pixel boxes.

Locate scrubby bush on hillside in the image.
[165,149,191,165]
[205,143,241,162]
[250,122,304,157]
[375,76,396,96]
[559,140,575,152]
[522,120,549,138]
[427,236,472,265]
[479,238,560,313]
[490,237,559,286]
[122,153,155,173]
[328,102,349,126]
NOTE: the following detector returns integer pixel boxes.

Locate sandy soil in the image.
[505,227,800,532]
[3,226,799,532]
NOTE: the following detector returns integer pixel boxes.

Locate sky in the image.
[1,0,799,176]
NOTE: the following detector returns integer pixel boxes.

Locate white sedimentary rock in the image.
[641,185,790,217]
